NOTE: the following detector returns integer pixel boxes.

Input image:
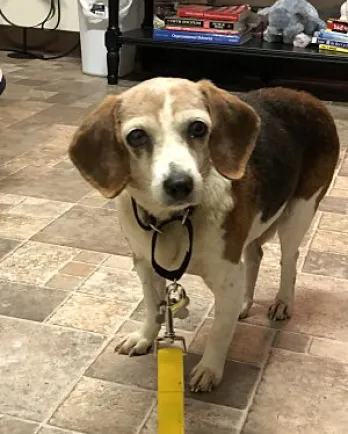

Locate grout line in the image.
[299,270,348,283]
[0,239,27,264]
[33,324,125,434]
[0,413,41,427]
[186,299,214,351]
[136,399,156,434]
[238,334,274,433]
[0,313,106,337]
[34,287,146,432]
[42,291,75,324]
[328,144,348,194]
[305,336,313,354]
[38,426,83,434]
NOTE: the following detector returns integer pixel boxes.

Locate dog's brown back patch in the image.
[222,87,340,264]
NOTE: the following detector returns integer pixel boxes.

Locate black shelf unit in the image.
[106,0,348,85]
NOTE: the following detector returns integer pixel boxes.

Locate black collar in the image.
[131,198,194,281]
[131,198,193,233]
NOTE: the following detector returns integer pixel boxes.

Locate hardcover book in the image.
[176,5,250,22]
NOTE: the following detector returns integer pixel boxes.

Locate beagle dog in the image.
[69,78,339,392]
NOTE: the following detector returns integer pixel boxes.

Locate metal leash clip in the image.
[154,281,187,355]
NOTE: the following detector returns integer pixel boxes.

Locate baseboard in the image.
[0,25,80,57]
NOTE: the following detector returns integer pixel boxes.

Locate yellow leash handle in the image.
[158,347,185,434]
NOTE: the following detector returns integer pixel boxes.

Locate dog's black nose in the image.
[163,173,194,201]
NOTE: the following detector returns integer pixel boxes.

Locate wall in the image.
[0,0,79,32]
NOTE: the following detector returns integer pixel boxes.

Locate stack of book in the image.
[153,5,253,46]
[314,18,348,54]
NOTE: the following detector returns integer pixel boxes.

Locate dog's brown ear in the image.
[198,80,260,180]
[69,95,129,198]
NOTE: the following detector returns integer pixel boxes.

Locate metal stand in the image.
[7,27,40,60]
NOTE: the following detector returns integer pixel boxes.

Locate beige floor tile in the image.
[32,205,131,255]
[319,196,348,214]
[0,157,29,181]
[7,197,71,218]
[0,213,53,240]
[59,262,96,277]
[246,275,348,341]
[0,316,103,421]
[0,193,25,205]
[101,254,133,270]
[327,188,348,198]
[48,294,130,333]
[0,162,91,203]
[0,241,78,285]
[79,267,142,303]
[329,104,348,120]
[190,319,275,365]
[334,176,348,190]
[310,338,348,363]
[0,237,20,260]
[310,230,348,254]
[303,250,348,279]
[0,414,38,434]
[45,274,85,291]
[50,377,155,434]
[243,350,348,434]
[39,427,83,434]
[0,281,67,322]
[141,399,244,434]
[73,250,108,265]
[78,196,110,208]
[273,331,311,353]
[319,212,348,232]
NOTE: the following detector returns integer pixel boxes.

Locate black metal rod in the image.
[142,0,154,28]
[106,0,122,84]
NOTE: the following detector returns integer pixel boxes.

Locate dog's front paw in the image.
[189,361,223,393]
[268,300,292,321]
[114,332,153,356]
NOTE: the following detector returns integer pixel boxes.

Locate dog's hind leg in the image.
[268,191,321,321]
[115,256,165,355]
[240,220,279,319]
[239,241,263,319]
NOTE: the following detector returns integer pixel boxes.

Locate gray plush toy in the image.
[259,0,326,48]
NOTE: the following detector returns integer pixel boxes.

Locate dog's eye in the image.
[188,121,207,139]
[126,129,150,147]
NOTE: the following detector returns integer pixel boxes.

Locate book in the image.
[164,16,246,32]
[318,30,348,43]
[326,19,348,34]
[317,38,348,50]
[153,28,252,45]
[176,5,250,22]
[165,26,241,34]
[319,44,348,53]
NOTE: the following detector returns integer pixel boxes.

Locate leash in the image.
[132,198,194,434]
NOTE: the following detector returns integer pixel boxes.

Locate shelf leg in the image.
[142,0,154,29]
[106,0,122,85]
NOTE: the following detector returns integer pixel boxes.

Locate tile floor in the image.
[0,53,348,434]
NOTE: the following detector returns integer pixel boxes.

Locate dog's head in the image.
[69,78,260,213]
